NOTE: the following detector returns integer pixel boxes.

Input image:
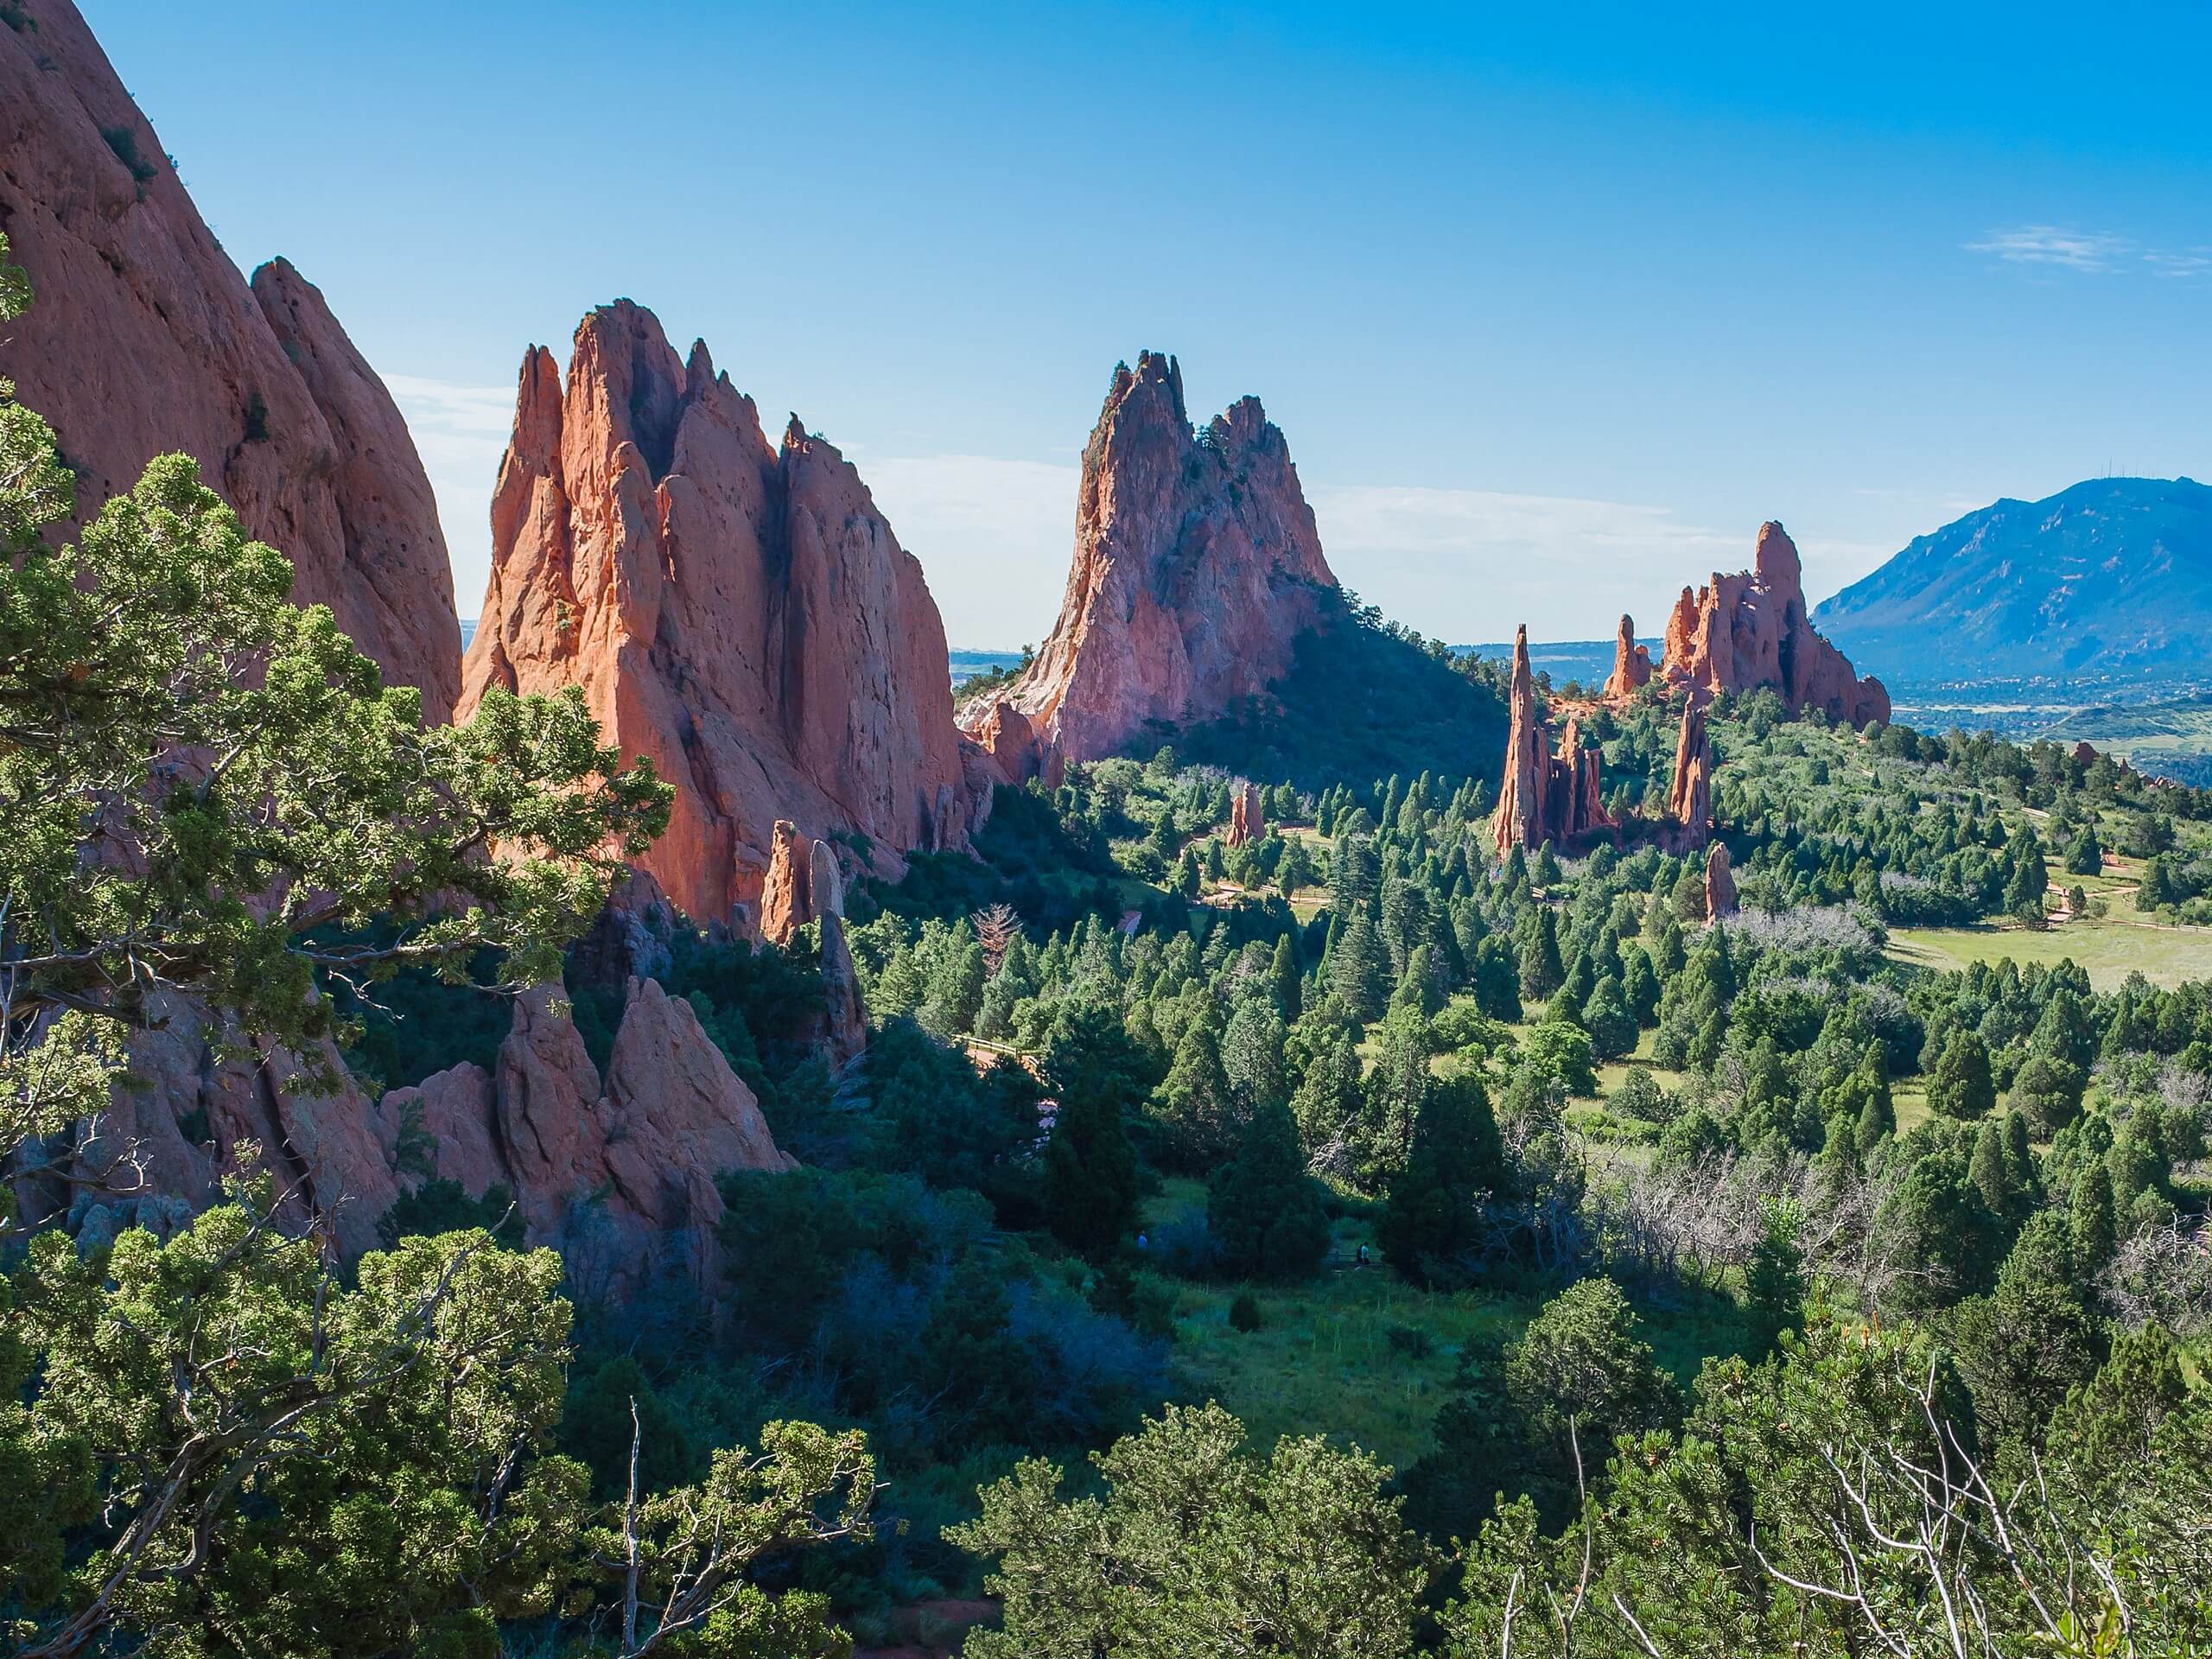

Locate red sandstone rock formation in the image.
[1602,614,1652,702]
[759,821,814,946]
[811,840,868,1065]
[2072,741,2101,768]
[48,991,402,1260]
[959,353,1338,772]
[458,302,991,928]
[1491,627,1615,856]
[0,3,460,715]
[1227,782,1265,848]
[1659,524,1888,728]
[1705,842,1738,923]
[1666,702,1714,850]
[378,977,795,1294]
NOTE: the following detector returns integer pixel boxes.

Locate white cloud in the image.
[1966,225,2131,272]
[1308,485,1745,644]
[386,376,513,614]
[1967,225,2211,279]
[864,454,1079,650]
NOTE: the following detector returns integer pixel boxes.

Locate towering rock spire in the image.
[1666,701,1713,849]
[0,1,461,715]
[1491,626,1614,856]
[1659,522,1889,727]
[458,302,989,928]
[1491,627,1551,858]
[1602,613,1652,701]
[958,352,1338,772]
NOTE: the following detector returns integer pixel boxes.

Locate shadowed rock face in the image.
[1661,523,1889,728]
[961,352,1338,772]
[0,0,459,715]
[1667,702,1713,851]
[377,978,795,1300]
[458,301,990,928]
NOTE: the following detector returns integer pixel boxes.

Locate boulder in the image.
[458,302,978,929]
[958,352,1337,770]
[0,2,459,715]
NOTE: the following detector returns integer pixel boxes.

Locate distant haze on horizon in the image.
[87,0,2210,647]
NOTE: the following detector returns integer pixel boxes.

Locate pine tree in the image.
[1153,1006,1234,1166]
[1851,1045,1896,1153]
[2069,1163,2119,1272]
[1928,1028,1997,1120]
[1518,908,1565,1000]
[1376,1073,1507,1285]
[1268,932,1303,1018]
[1175,845,1203,899]
[1329,906,1390,1023]
[1745,1196,1808,1357]
[1208,1098,1331,1281]
[2065,824,2103,877]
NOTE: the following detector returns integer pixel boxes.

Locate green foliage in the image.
[1743,1196,1807,1357]
[1228,1288,1264,1333]
[951,1402,1440,1659]
[1377,1074,1508,1286]
[1928,1026,1998,1119]
[1044,1008,1146,1260]
[1208,1099,1331,1281]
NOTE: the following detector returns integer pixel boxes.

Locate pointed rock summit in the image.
[0,2,460,715]
[1491,626,1614,855]
[458,302,991,928]
[1661,523,1889,727]
[960,352,1337,772]
[1603,613,1652,701]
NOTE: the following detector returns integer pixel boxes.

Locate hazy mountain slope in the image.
[1814,477,2212,682]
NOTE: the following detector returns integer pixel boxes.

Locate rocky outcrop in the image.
[1603,614,1652,701]
[378,977,795,1294]
[1705,842,1738,923]
[1660,524,1888,728]
[812,841,868,1065]
[969,700,1043,785]
[458,302,988,928]
[0,2,460,715]
[1665,702,1713,850]
[1227,782,1264,848]
[759,821,814,946]
[1491,626,1614,856]
[959,352,1337,772]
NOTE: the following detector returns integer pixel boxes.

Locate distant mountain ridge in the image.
[1814,477,2212,683]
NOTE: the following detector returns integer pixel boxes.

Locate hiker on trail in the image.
[1356,1243,1369,1269]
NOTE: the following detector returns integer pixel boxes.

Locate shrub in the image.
[1228,1289,1264,1332]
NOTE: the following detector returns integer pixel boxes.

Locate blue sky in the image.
[89,0,2212,646]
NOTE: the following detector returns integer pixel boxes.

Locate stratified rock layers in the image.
[1661,523,1889,728]
[458,302,988,927]
[961,352,1337,771]
[0,1,460,715]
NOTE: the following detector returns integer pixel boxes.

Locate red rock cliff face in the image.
[1661,523,1888,728]
[457,302,988,928]
[962,352,1337,771]
[0,1,460,715]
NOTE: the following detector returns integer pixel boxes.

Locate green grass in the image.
[1144,1179,1751,1473]
[1888,912,2212,991]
